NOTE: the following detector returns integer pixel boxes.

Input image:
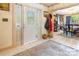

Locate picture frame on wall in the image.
[0,3,10,11]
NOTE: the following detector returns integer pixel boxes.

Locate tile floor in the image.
[0,39,48,56]
[1,31,79,56]
[16,40,79,56]
[52,32,79,50]
[15,32,79,56]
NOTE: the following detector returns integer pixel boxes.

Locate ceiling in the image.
[40,3,58,7]
[40,3,79,15]
[53,4,79,15]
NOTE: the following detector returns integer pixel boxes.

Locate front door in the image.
[23,6,42,44]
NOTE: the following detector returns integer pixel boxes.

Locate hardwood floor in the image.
[15,40,79,56]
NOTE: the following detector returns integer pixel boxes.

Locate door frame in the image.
[12,3,42,46]
[12,3,24,46]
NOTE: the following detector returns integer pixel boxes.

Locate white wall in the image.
[21,3,47,10]
[0,4,12,50]
[0,3,48,50]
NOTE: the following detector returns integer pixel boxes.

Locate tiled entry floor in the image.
[15,40,79,56]
[52,32,79,51]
